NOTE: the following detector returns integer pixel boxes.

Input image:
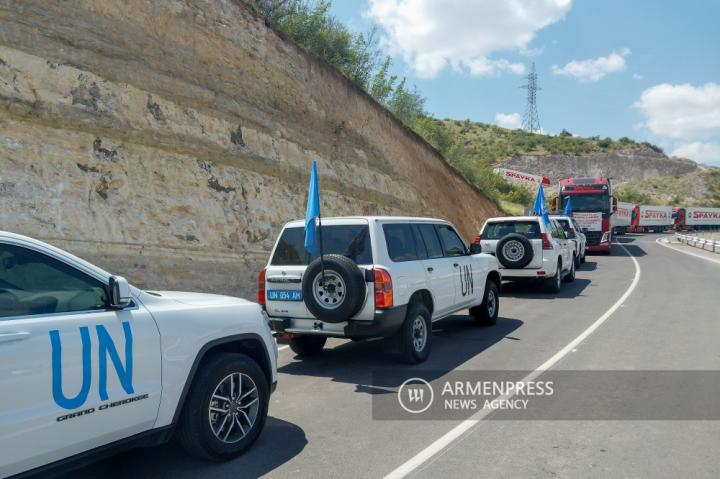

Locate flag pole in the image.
[316,168,326,284]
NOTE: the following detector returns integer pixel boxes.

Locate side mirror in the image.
[469,243,483,255]
[109,276,132,309]
[612,196,618,212]
[551,197,558,212]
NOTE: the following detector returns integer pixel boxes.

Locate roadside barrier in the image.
[676,233,720,254]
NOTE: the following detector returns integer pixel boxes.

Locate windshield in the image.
[562,193,610,214]
[271,225,372,265]
[482,221,541,240]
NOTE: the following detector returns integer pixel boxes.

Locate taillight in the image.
[374,268,393,309]
[473,234,482,244]
[258,267,267,306]
[541,233,553,250]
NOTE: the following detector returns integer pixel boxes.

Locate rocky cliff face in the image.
[0,0,500,296]
[501,147,698,184]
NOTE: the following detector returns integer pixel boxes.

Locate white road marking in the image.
[278,345,290,351]
[384,241,642,479]
[655,237,720,265]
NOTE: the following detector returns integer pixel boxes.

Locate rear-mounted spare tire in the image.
[302,254,367,323]
[496,233,534,269]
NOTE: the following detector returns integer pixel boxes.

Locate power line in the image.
[520,62,541,133]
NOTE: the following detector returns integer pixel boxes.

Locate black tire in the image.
[574,249,581,269]
[302,254,366,323]
[289,335,327,357]
[397,302,432,364]
[545,260,562,293]
[496,234,534,269]
[176,353,269,461]
[581,249,586,264]
[470,280,499,326]
[564,256,576,283]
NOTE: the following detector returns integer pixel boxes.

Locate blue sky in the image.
[330,0,720,165]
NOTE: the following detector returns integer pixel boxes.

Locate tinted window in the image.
[411,225,428,260]
[417,224,443,259]
[556,219,575,238]
[0,244,108,318]
[383,224,419,262]
[561,193,610,214]
[437,225,467,257]
[482,221,541,240]
[271,225,372,266]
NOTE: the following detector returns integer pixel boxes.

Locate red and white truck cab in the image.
[552,177,616,254]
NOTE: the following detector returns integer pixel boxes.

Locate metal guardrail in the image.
[675,233,720,253]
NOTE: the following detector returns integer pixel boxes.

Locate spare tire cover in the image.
[496,233,534,269]
[302,254,367,323]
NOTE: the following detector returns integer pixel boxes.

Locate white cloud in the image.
[632,73,643,80]
[552,48,630,82]
[495,112,523,129]
[635,83,720,140]
[671,142,720,166]
[366,0,572,78]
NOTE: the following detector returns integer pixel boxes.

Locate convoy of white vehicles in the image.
[5,196,713,477]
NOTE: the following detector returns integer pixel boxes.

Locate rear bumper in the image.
[268,304,407,339]
[587,244,611,252]
[500,256,558,280]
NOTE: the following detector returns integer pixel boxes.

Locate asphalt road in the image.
[63,234,720,479]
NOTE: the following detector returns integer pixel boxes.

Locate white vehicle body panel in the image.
[685,207,720,226]
[639,205,674,226]
[613,202,633,227]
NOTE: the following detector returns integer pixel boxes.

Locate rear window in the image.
[482,221,541,240]
[270,225,372,265]
[556,219,571,232]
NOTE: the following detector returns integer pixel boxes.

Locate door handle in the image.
[427,267,434,272]
[0,331,31,344]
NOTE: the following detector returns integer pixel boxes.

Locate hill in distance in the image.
[437,119,719,208]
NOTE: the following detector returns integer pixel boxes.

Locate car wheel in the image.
[289,335,327,357]
[397,302,432,364]
[545,260,562,293]
[302,254,367,323]
[177,353,269,461]
[581,250,586,264]
[574,250,581,269]
[470,281,499,326]
[564,256,576,283]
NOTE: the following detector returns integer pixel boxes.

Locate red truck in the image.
[552,177,616,254]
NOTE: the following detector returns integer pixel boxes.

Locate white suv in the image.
[0,232,277,478]
[261,217,501,363]
[475,216,575,293]
[551,215,587,268]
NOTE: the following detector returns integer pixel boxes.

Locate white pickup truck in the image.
[261,216,501,363]
[0,231,277,478]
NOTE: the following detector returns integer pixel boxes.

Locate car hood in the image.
[142,290,253,307]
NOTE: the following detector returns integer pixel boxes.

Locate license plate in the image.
[267,290,303,301]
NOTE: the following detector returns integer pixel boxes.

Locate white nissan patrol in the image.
[0,232,277,478]
[475,216,575,293]
[260,216,501,363]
